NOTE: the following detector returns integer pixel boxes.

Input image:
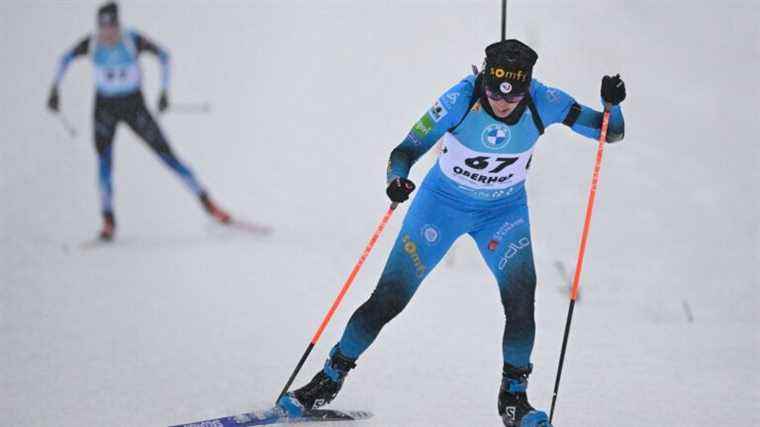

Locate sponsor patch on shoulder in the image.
[413,115,434,138]
[429,100,448,122]
[446,92,460,106]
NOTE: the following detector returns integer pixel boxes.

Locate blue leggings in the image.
[337,183,536,369]
[94,92,204,215]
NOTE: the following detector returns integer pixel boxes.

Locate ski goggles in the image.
[484,86,526,103]
[98,12,118,28]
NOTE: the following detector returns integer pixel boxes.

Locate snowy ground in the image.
[1,1,758,426]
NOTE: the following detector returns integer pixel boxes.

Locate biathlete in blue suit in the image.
[279,39,626,426]
[47,2,231,241]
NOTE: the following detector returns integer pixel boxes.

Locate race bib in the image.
[94,63,141,94]
[438,132,533,190]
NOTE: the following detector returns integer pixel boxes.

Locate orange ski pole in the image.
[549,104,612,423]
[276,203,398,404]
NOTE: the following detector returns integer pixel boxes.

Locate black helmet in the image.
[483,39,538,96]
[97,2,119,27]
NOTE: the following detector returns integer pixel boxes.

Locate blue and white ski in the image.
[170,407,372,427]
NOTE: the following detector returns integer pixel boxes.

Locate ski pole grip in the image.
[390,202,399,210]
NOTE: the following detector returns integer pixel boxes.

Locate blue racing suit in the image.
[336,73,625,369]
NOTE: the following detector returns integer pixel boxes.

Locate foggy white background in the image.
[1,1,758,426]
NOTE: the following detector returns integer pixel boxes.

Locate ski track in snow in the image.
[1,1,758,426]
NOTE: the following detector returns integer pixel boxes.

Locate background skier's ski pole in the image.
[275,203,398,403]
[168,102,212,114]
[549,104,612,423]
[55,112,77,138]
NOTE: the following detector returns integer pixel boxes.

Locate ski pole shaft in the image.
[549,104,612,423]
[168,102,211,114]
[276,203,398,403]
[501,0,508,41]
[56,113,77,138]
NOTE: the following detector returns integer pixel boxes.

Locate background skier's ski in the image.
[170,407,373,427]
[227,218,274,235]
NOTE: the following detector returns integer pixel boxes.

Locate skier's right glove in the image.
[158,90,169,113]
[47,87,60,112]
[601,74,626,106]
[386,177,416,203]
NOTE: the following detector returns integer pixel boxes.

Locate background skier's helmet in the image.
[483,39,538,97]
[97,2,119,27]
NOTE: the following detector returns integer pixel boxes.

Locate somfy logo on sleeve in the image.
[481,123,511,150]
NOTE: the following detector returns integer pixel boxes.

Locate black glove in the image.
[386,177,416,203]
[47,87,60,112]
[601,74,626,106]
[158,90,169,113]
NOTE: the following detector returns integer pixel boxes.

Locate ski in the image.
[227,218,273,235]
[77,218,271,250]
[170,407,372,427]
[78,237,114,250]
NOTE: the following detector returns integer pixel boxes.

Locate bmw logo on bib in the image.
[481,124,511,150]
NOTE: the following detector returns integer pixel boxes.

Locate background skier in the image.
[46,2,231,241]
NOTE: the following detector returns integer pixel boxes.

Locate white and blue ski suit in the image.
[53,30,205,216]
[336,73,625,370]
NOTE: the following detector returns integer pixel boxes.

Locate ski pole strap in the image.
[562,102,582,127]
[526,97,545,135]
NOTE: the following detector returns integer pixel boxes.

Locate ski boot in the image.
[199,192,231,224]
[277,345,356,417]
[498,364,552,427]
[99,211,116,241]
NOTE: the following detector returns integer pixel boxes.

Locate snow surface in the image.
[1,1,759,426]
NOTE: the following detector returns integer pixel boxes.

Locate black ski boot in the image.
[498,363,551,426]
[277,346,356,417]
[199,192,231,224]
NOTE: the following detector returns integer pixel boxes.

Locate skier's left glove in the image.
[158,90,169,113]
[47,87,60,113]
[601,74,626,106]
[386,177,416,203]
